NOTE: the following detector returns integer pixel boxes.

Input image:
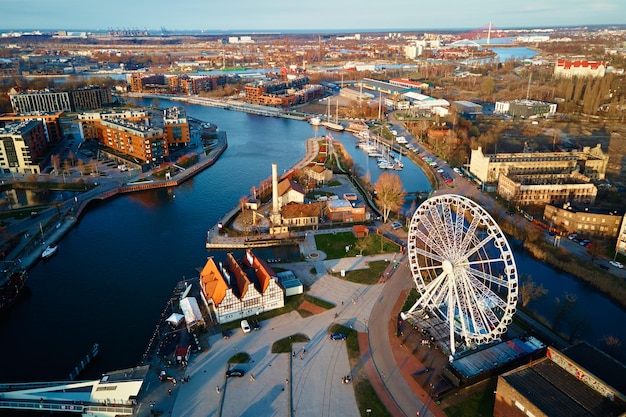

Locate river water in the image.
[0,98,623,384]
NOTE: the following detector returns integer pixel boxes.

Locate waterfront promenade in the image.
[1,131,228,271]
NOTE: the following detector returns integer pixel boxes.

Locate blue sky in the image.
[1,0,623,31]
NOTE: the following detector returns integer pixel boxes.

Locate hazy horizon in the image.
[1,0,624,33]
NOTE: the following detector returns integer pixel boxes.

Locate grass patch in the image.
[314,232,400,259]
[442,378,497,417]
[355,379,393,417]
[327,180,342,187]
[303,293,335,310]
[402,288,419,311]
[228,352,251,364]
[271,333,311,354]
[331,260,390,285]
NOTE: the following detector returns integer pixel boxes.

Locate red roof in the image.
[556,59,605,70]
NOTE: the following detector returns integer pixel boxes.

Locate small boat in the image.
[321,121,344,132]
[309,116,321,126]
[42,245,58,259]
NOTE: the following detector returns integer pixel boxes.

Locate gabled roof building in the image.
[199,250,284,324]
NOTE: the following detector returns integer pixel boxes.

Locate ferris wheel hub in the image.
[442,259,454,275]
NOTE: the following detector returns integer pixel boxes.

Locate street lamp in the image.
[366,409,371,417]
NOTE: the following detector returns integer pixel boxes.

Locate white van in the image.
[241,319,251,334]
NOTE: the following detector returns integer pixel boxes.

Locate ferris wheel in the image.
[401,194,518,360]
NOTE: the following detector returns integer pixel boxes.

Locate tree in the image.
[519,276,548,307]
[50,154,61,174]
[373,172,406,223]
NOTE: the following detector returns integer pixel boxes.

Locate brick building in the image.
[543,204,623,238]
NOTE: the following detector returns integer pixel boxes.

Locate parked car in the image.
[241,319,251,334]
[329,333,347,340]
[221,329,231,339]
[225,369,245,378]
[609,260,624,269]
[251,319,260,331]
[391,221,403,230]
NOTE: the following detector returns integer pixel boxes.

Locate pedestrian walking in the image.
[167,389,172,396]
[285,378,289,384]
[215,385,220,394]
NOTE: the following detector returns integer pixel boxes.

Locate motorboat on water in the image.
[309,116,321,126]
[42,245,58,259]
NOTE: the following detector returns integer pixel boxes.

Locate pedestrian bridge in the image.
[0,366,148,417]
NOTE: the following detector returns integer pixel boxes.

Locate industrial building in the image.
[357,78,412,95]
[494,344,626,417]
[495,99,557,118]
[452,100,483,117]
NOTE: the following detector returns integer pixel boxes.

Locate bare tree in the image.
[519,276,548,307]
[374,172,406,223]
[50,154,61,174]
[239,195,249,212]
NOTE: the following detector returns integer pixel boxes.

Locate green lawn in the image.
[314,232,401,259]
[331,260,390,285]
[271,333,311,354]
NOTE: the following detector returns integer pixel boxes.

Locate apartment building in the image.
[0,120,47,174]
[0,111,64,144]
[9,86,113,113]
[543,204,623,238]
[243,77,322,107]
[98,118,168,163]
[162,106,190,147]
[199,251,285,324]
[469,145,608,184]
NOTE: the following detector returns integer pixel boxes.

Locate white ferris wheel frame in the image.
[402,194,518,360]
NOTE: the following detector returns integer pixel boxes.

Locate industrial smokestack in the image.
[270,163,281,226]
[272,163,279,213]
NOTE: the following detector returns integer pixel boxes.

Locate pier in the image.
[68,343,99,381]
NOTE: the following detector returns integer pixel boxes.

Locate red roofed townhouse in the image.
[199,250,284,324]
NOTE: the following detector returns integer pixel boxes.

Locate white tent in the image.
[166,313,184,326]
[180,297,206,331]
